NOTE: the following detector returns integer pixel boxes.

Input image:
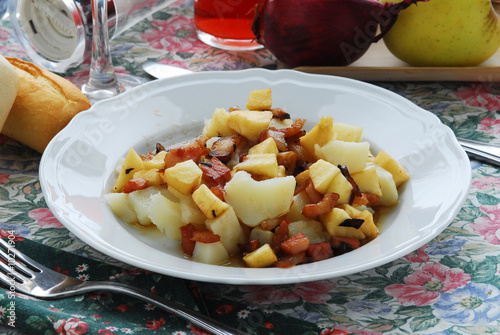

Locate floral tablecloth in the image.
[1,1,500,334]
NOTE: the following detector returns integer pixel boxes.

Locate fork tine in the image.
[0,238,43,276]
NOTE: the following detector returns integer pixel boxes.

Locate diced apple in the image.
[287,191,312,222]
[374,150,410,188]
[162,159,202,195]
[332,122,364,142]
[356,210,378,240]
[374,164,399,207]
[288,220,330,244]
[168,186,206,226]
[192,241,230,265]
[105,193,138,224]
[351,163,383,197]
[248,137,279,155]
[203,108,238,138]
[133,169,163,187]
[233,153,278,178]
[269,118,293,129]
[148,192,183,239]
[315,140,370,173]
[243,243,278,268]
[227,110,273,142]
[325,172,353,204]
[192,184,230,219]
[112,148,144,193]
[206,207,247,255]
[249,227,275,246]
[299,116,334,159]
[143,151,167,170]
[320,208,366,240]
[308,159,341,194]
[224,171,296,227]
[295,169,310,187]
[246,88,272,111]
[339,204,362,218]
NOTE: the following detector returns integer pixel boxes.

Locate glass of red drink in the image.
[194,0,263,51]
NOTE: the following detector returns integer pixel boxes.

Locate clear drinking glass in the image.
[81,0,147,102]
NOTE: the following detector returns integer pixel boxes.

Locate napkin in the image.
[0,239,204,334]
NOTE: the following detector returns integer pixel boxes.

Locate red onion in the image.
[252,0,427,67]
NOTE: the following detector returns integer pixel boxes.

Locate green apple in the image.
[380,0,500,66]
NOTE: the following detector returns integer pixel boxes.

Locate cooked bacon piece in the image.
[228,106,241,112]
[277,119,306,138]
[208,135,245,163]
[191,229,221,243]
[141,152,156,161]
[287,140,310,166]
[307,242,334,262]
[261,217,282,231]
[156,142,166,154]
[304,180,323,203]
[210,185,226,201]
[302,193,339,218]
[270,108,290,120]
[275,252,306,268]
[122,178,149,193]
[277,151,298,174]
[200,157,232,187]
[281,232,310,254]
[271,218,290,252]
[180,224,196,256]
[239,239,260,256]
[164,146,210,169]
[259,128,287,151]
[331,236,360,255]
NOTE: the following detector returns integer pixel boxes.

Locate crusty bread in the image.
[1,57,91,153]
[0,56,20,131]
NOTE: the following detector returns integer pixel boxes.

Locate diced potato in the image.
[249,227,275,246]
[206,207,247,255]
[168,186,206,226]
[227,110,273,142]
[162,159,202,195]
[288,220,330,244]
[192,184,230,219]
[112,148,144,193]
[105,193,138,224]
[332,122,364,142]
[308,159,341,194]
[374,164,399,207]
[225,171,296,227]
[143,151,167,170]
[192,241,230,265]
[127,187,168,225]
[248,137,279,155]
[203,108,238,138]
[315,140,370,174]
[325,172,353,204]
[233,153,278,178]
[133,169,163,187]
[148,192,183,239]
[299,116,334,159]
[246,88,272,111]
[356,210,378,240]
[374,150,410,188]
[287,191,312,222]
[243,243,278,268]
[320,208,366,240]
[351,163,383,197]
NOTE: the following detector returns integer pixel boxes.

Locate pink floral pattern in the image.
[384,263,471,306]
[28,208,64,228]
[453,83,500,111]
[472,205,500,245]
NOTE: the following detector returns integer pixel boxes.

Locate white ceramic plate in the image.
[40,69,471,284]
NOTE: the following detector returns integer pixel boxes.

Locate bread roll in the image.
[1,57,91,153]
[0,56,20,131]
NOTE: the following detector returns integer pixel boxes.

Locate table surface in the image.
[2,1,500,334]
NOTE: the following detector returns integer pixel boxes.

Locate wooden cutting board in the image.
[292,40,500,82]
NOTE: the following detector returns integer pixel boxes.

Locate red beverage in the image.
[194,0,262,50]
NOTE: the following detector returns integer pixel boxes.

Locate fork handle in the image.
[75,281,249,335]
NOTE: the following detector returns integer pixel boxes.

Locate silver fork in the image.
[0,239,248,335]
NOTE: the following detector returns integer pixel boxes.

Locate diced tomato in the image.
[191,229,221,243]
[307,241,334,262]
[275,252,306,268]
[280,232,310,255]
[122,178,149,193]
[200,157,232,187]
[180,224,196,256]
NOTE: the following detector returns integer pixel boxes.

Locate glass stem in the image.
[83,0,122,97]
